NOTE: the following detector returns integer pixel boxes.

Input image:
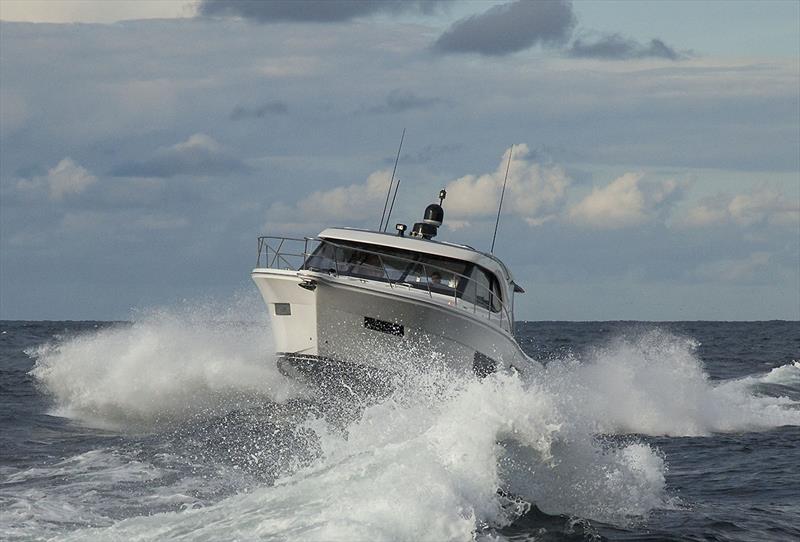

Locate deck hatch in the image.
[274,303,291,315]
[364,316,404,337]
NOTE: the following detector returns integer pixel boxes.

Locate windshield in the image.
[303,239,502,312]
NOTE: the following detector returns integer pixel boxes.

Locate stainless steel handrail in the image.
[256,236,313,269]
[256,235,513,332]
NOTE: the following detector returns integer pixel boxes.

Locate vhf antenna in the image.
[383,178,401,232]
[490,144,514,254]
[379,128,405,231]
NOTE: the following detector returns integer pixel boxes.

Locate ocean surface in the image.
[1,308,799,541]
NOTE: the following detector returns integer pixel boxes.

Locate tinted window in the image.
[303,240,500,308]
[462,266,503,313]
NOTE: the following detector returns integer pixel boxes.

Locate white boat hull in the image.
[252,268,530,378]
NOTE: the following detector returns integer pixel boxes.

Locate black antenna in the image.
[490,144,514,253]
[384,178,401,232]
[379,128,405,231]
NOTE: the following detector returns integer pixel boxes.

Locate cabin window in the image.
[303,240,501,310]
[462,266,503,313]
[304,242,339,273]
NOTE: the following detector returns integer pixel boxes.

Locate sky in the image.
[0,0,798,321]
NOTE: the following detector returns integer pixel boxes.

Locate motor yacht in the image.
[252,190,532,383]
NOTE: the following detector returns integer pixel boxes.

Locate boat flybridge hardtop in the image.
[252,190,532,382]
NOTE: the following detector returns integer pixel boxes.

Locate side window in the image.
[464,265,491,309]
[465,266,502,313]
[490,274,503,313]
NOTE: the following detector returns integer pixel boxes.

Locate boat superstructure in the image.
[252,192,531,381]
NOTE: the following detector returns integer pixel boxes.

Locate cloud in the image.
[266,169,391,230]
[681,183,800,228]
[15,158,97,201]
[111,133,250,178]
[230,100,289,120]
[365,90,445,114]
[433,0,575,56]
[568,173,686,229]
[198,0,446,22]
[569,33,684,60]
[444,144,570,226]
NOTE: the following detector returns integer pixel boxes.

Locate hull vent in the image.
[473,351,497,378]
[364,316,404,337]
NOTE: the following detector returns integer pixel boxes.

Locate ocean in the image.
[1,309,799,541]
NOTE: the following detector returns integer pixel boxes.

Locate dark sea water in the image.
[1,316,799,541]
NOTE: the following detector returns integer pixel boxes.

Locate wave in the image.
[28,298,303,429]
[25,310,800,540]
[537,330,800,437]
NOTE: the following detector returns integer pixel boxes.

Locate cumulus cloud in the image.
[569,33,683,60]
[230,100,289,120]
[681,183,800,228]
[265,170,391,232]
[198,0,446,22]
[365,90,444,114]
[444,144,570,226]
[434,0,575,56]
[15,158,97,200]
[568,173,686,229]
[111,133,250,178]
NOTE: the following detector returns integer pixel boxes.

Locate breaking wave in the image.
[28,298,302,429]
[538,330,800,436]
[25,308,800,540]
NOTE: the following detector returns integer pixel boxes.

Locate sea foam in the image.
[27,308,800,540]
[29,299,302,429]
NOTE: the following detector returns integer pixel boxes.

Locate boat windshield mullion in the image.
[334,245,342,276]
[473,279,478,314]
[377,254,394,288]
[396,252,421,284]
